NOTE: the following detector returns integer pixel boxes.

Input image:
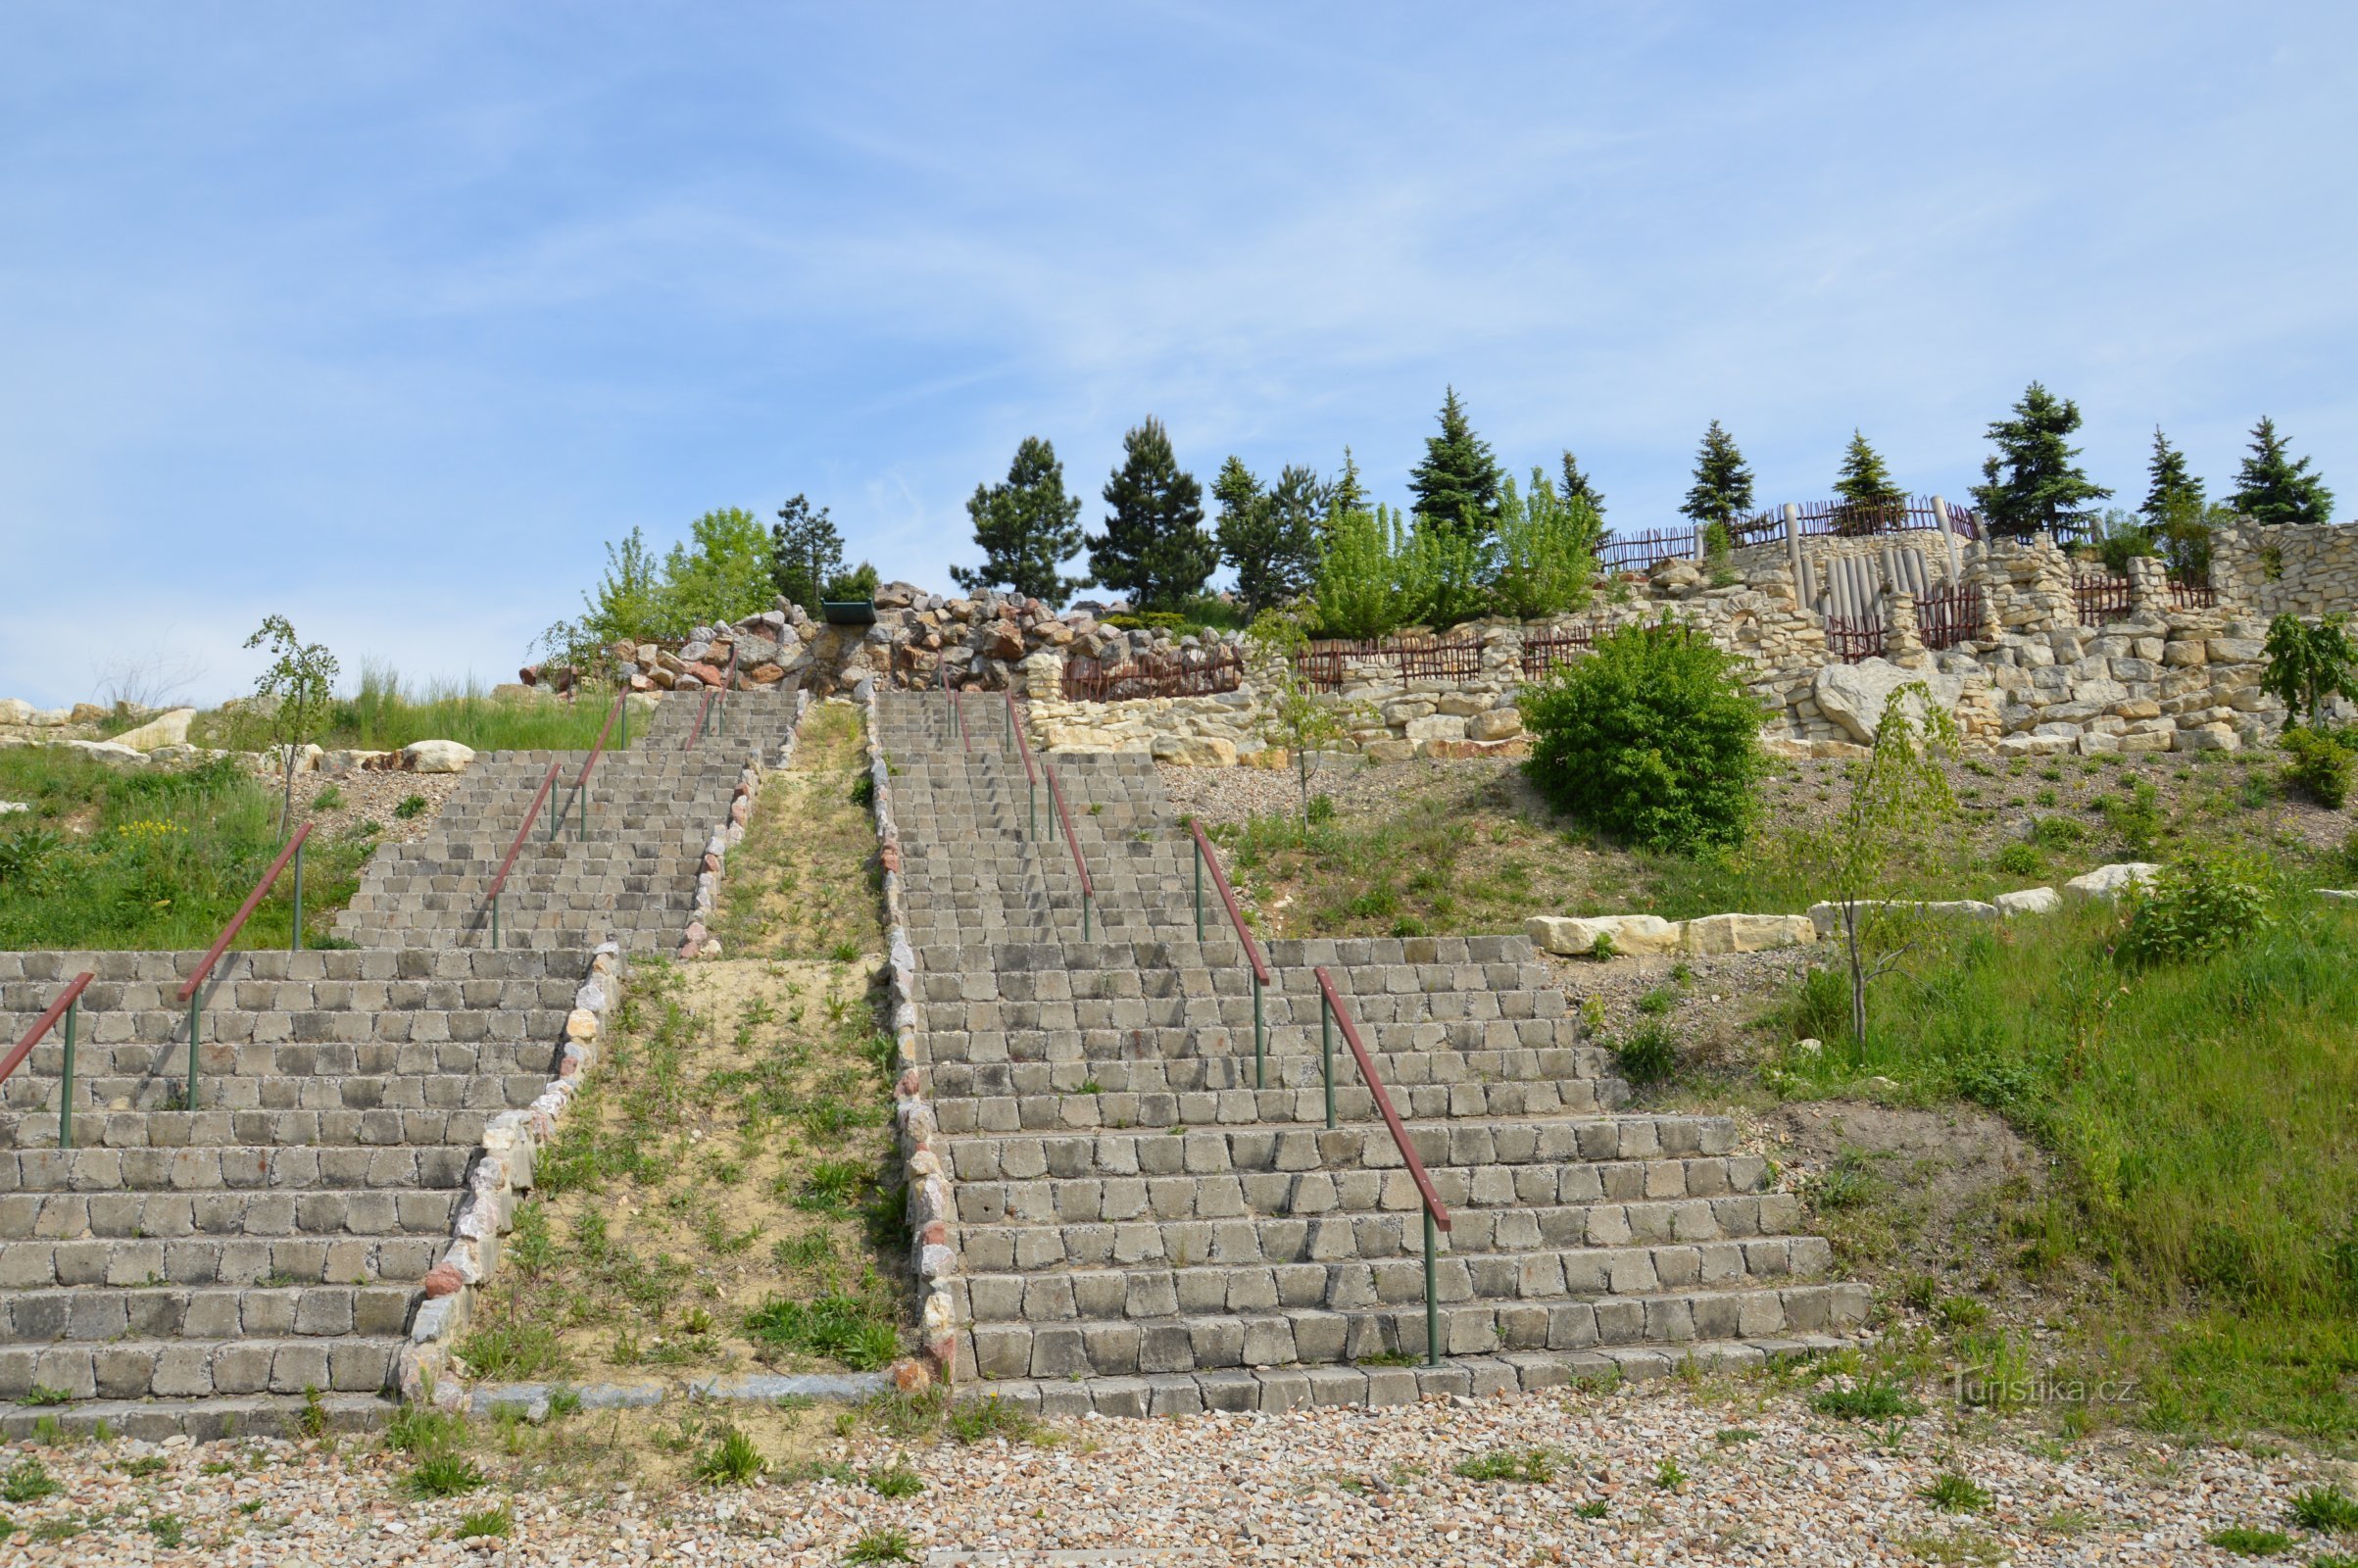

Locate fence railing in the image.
[1042,762,1096,941]
[175,821,314,1111]
[1916,583,1987,652]
[1825,613,1888,663]
[555,689,629,839]
[2074,572,2135,626]
[2170,577,2218,611]
[1313,966,1452,1366]
[1295,634,1487,693]
[1596,526,1697,575]
[1729,495,1989,547]
[1061,645,1244,702]
[1188,821,1271,1088]
[2,972,94,1149]
[1518,623,1600,680]
[482,760,562,949]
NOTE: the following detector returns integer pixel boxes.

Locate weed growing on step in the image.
[693,1425,766,1485]
[846,1530,918,1565]
[1452,1446,1562,1483]
[405,1451,485,1498]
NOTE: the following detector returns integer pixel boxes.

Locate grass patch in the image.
[457,1506,515,1539]
[1917,1472,1992,1512]
[693,1424,765,1485]
[0,1458,57,1503]
[1452,1446,1562,1483]
[946,1396,1050,1446]
[846,1530,918,1565]
[1811,1379,1923,1421]
[2207,1526,2296,1554]
[193,662,625,755]
[711,701,885,959]
[405,1451,485,1498]
[2292,1485,2358,1532]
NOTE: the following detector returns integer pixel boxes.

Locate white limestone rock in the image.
[1682,913,1818,954]
[1811,659,1967,745]
[108,708,195,752]
[402,739,476,774]
[1994,886,2062,916]
[1525,913,1685,956]
[2062,862,2161,904]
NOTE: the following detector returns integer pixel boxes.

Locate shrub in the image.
[1490,470,1601,620]
[1309,505,1425,639]
[2281,726,2353,808]
[1811,1379,1922,1420]
[2119,851,2270,967]
[1614,1024,1677,1085]
[1521,618,1764,852]
[2261,612,2358,728]
[1994,842,2041,877]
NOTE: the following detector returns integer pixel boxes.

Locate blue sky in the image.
[3,3,2353,708]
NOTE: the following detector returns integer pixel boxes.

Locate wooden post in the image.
[1784,504,1807,609]
[1931,495,1963,584]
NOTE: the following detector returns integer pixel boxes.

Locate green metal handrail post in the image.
[186,997,201,1111]
[1083,890,1093,942]
[1424,1208,1441,1366]
[1027,775,1036,842]
[1002,697,1010,752]
[620,694,629,750]
[1253,973,1264,1091]
[1320,991,1336,1130]
[490,893,500,951]
[58,1001,76,1151]
[577,779,589,842]
[1194,840,1204,941]
[290,837,305,952]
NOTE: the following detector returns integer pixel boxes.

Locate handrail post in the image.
[58,1000,75,1151]
[1253,974,1264,1092]
[1194,839,1204,941]
[290,835,305,952]
[1424,1208,1441,1366]
[1002,696,1010,753]
[1083,889,1092,942]
[1027,774,1036,843]
[490,893,500,951]
[186,995,200,1111]
[1320,990,1336,1130]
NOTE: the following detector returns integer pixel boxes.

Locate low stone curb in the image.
[467,1371,892,1421]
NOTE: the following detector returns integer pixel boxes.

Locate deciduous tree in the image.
[245,615,339,836]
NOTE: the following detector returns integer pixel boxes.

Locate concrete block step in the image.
[0,1143,478,1194]
[0,1233,443,1290]
[931,1075,1624,1134]
[922,1044,1619,1103]
[0,1185,463,1241]
[0,1388,395,1441]
[0,1334,404,1401]
[0,1282,417,1344]
[3,1067,553,1115]
[0,1104,502,1151]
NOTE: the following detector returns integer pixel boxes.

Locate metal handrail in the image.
[2,973,94,1149]
[1188,820,1272,1088]
[556,690,628,837]
[1003,689,1039,842]
[482,760,562,949]
[1314,964,1453,1366]
[176,821,314,1110]
[688,646,740,748]
[1041,763,1096,941]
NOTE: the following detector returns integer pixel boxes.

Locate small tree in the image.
[1407,386,1503,541]
[1088,416,1215,611]
[1214,458,1325,617]
[953,436,1085,605]
[1492,468,1601,620]
[2140,426,2205,521]
[1807,684,1959,1050]
[2261,612,2358,728]
[1309,503,1423,639]
[577,526,669,646]
[1521,617,1765,852]
[1680,420,1754,529]
[2229,416,2335,526]
[770,495,845,615]
[1326,446,1368,519]
[663,508,776,628]
[1832,429,1906,532]
[245,615,339,836]
[1970,381,2112,538]
[1558,448,1605,519]
[1247,612,1357,825]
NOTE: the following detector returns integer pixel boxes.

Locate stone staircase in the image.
[880,691,1867,1416]
[0,688,802,1437]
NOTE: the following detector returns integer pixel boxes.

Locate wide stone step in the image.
[0,1105,505,1151]
[960,1280,1872,1380]
[0,1233,443,1290]
[3,1068,552,1116]
[932,1074,1624,1134]
[955,1193,1806,1271]
[0,1283,416,1344]
[0,1334,405,1400]
[0,1144,478,1194]
[0,1185,464,1241]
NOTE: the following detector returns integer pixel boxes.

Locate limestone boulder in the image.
[108,708,196,752]
[60,739,146,765]
[1361,739,1416,764]
[2062,862,2160,905]
[1467,710,1523,742]
[0,699,29,725]
[1151,735,1237,766]
[402,740,476,774]
[1994,886,2062,916]
[1682,913,1817,955]
[1805,898,1997,938]
[1525,913,1684,957]
[1812,659,1967,745]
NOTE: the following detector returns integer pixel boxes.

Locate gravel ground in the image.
[8,1379,2348,1566]
[290,768,463,846]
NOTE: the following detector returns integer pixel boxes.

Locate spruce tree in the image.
[2140,426,2204,521]
[952,436,1085,606]
[1680,420,1755,528]
[1213,456,1323,617]
[1087,416,1215,611]
[1968,381,2112,538]
[1558,449,1605,519]
[1832,429,1906,533]
[770,494,845,613]
[1329,447,1367,516]
[1407,387,1503,538]
[2228,416,2335,525]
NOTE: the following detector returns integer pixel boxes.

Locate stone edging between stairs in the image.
[863,683,964,1384]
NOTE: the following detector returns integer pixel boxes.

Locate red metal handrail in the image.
[2,972,93,1149]
[1188,818,1273,1087]
[482,760,562,948]
[555,690,628,834]
[1314,964,1451,1365]
[686,646,739,749]
[178,823,313,1005]
[1041,762,1096,940]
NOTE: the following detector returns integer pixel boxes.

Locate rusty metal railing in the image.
[1313,966,1452,1365]
[2,972,95,1149]
[482,760,562,949]
[1188,820,1271,1087]
[175,822,314,1110]
[688,646,740,749]
[1042,762,1096,942]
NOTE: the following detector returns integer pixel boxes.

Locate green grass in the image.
[692,1424,765,1485]
[193,662,626,755]
[0,1457,57,1503]
[1917,1473,1992,1512]
[2207,1526,2295,1554]
[1810,1379,1923,1421]
[845,1529,918,1564]
[457,1506,515,1540]
[1452,1446,1561,1483]
[2292,1485,2358,1532]
[0,752,373,949]
[406,1451,485,1498]
[1779,889,2358,1440]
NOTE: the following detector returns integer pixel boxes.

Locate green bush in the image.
[1520,619,1764,852]
[1490,470,1600,620]
[1994,841,2042,877]
[2119,851,2271,967]
[2281,725,2353,808]
[1308,505,1426,640]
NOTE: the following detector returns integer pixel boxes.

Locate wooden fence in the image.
[1060,645,1244,702]
[1295,634,1487,692]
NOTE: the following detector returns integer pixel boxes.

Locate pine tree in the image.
[1407,387,1503,538]
[1328,447,1367,516]
[769,495,846,614]
[1832,429,1906,533]
[1680,420,1755,528]
[1087,416,1215,611]
[2228,416,2335,525]
[1969,382,2112,538]
[952,436,1085,606]
[1213,456,1324,617]
[1558,449,1605,519]
[2140,427,2204,521]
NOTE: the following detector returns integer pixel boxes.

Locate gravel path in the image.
[9,1379,2346,1565]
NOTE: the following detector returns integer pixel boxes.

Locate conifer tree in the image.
[1328,446,1367,517]
[2140,427,2204,521]
[952,436,1085,606]
[2228,416,2335,525]
[1832,429,1906,533]
[770,494,845,614]
[1213,456,1324,616]
[1407,387,1503,538]
[1558,449,1605,519]
[1087,416,1214,611]
[1680,420,1754,528]
[1969,382,2112,538]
